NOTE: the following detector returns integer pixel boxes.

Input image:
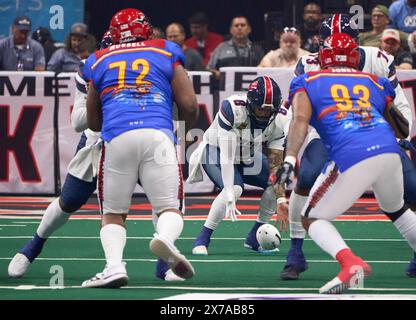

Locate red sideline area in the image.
[0,196,388,221]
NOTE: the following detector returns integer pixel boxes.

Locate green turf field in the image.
[0,218,415,299]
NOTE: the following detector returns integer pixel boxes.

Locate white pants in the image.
[98,129,184,215]
[302,153,404,220]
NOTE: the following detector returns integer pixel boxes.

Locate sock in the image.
[100,224,126,267]
[257,186,276,223]
[248,221,264,237]
[151,210,158,230]
[194,226,214,247]
[289,192,307,239]
[155,258,169,279]
[285,238,307,268]
[156,211,183,244]
[393,209,416,251]
[36,198,71,239]
[204,185,243,230]
[308,219,349,259]
[290,238,304,250]
[19,233,46,262]
[245,221,264,250]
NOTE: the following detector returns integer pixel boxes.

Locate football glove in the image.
[272,156,297,187]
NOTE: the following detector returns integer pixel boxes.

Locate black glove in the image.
[273,161,295,186]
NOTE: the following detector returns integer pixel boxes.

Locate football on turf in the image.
[256,224,281,250]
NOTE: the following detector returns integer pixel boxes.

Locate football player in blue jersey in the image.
[188,76,291,255]
[82,8,198,288]
[282,13,416,280]
[274,32,416,294]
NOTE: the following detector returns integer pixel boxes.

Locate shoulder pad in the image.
[225,94,249,128]
[295,53,320,75]
[359,46,394,78]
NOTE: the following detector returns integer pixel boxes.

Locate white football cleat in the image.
[82,263,128,288]
[150,235,195,279]
[192,245,208,256]
[164,269,185,282]
[319,276,349,294]
[8,253,31,278]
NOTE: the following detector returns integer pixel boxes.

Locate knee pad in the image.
[60,174,97,212]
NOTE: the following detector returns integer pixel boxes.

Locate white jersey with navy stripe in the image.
[203,93,291,161]
[67,59,102,182]
[295,46,412,131]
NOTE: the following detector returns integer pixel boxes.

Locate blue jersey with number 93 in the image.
[289,68,400,172]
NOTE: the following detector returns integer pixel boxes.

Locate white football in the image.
[256,224,281,250]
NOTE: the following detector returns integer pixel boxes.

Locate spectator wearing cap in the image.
[381,28,413,69]
[296,2,323,53]
[207,16,264,80]
[361,5,409,49]
[32,27,58,64]
[166,22,205,71]
[0,16,45,71]
[185,12,224,66]
[47,23,89,72]
[259,27,309,68]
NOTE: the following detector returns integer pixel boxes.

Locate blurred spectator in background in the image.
[296,2,323,53]
[361,5,409,49]
[259,27,309,68]
[207,16,264,79]
[389,0,416,33]
[32,27,58,65]
[185,12,223,66]
[152,26,166,39]
[166,22,205,71]
[0,16,45,71]
[361,5,391,47]
[380,28,413,69]
[47,23,89,72]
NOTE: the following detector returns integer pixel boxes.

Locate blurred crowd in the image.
[2,1,416,73]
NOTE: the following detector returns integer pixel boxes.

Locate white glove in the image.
[224,188,242,222]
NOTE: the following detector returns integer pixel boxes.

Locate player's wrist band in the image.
[284,155,297,167]
[276,197,287,205]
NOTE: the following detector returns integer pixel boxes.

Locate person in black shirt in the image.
[32,27,58,65]
[296,2,323,53]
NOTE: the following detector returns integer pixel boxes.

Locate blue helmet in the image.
[246,76,282,130]
[319,14,359,41]
[100,30,113,49]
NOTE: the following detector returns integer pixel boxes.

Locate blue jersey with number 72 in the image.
[83,39,185,142]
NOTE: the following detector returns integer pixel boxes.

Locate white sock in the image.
[100,223,126,267]
[257,186,276,223]
[393,209,416,251]
[36,198,71,239]
[152,210,158,230]
[289,192,307,239]
[156,211,184,244]
[204,185,243,230]
[308,219,349,259]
